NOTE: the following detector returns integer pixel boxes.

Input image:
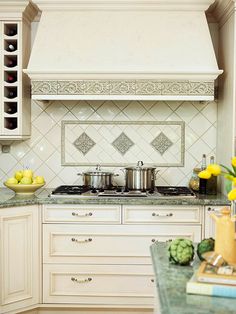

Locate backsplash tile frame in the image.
[61,120,185,167]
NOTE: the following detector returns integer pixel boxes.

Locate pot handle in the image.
[137,161,144,167]
[96,164,101,171]
[77,173,83,176]
[154,170,160,180]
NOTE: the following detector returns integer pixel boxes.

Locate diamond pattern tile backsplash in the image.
[0,100,217,187]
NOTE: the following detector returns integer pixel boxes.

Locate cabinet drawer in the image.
[43,204,121,224]
[123,205,201,224]
[43,264,154,306]
[43,224,201,264]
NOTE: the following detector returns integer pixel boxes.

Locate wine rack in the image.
[0,2,37,140]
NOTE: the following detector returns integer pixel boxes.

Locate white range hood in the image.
[25,0,223,101]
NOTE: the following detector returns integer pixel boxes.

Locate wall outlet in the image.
[1,145,11,153]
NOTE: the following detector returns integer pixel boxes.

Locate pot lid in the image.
[83,171,114,176]
[124,161,157,170]
[83,165,114,176]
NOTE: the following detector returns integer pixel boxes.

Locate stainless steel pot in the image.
[78,165,118,189]
[123,161,159,191]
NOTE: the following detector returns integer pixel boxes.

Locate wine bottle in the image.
[201,154,206,170]
[5,89,17,99]
[5,74,17,83]
[4,103,17,114]
[5,24,17,36]
[199,154,207,194]
[6,43,17,52]
[5,58,17,68]
[207,156,217,195]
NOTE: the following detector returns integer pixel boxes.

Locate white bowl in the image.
[4,182,45,195]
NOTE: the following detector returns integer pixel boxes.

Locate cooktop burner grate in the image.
[51,185,91,195]
[156,186,195,196]
[50,185,195,198]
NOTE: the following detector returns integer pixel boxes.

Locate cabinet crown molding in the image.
[31,0,215,11]
[0,1,38,21]
[210,0,236,24]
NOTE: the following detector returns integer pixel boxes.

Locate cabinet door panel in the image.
[123,205,201,224]
[43,204,121,224]
[43,264,154,307]
[0,206,39,313]
[43,224,201,264]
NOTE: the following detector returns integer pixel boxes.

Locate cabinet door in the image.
[204,206,230,238]
[0,205,40,314]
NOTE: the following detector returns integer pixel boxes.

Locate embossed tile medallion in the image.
[62,121,185,167]
[112,132,134,155]
[73,132,96,155]
[151,132,173,155]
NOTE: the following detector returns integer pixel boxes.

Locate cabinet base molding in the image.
[21,306,153,314]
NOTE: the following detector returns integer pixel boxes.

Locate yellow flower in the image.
[228,188,236,201]
[206,164,221,176]
[233,177,236,185]
[198,170,212,179]
[232,157,236,167]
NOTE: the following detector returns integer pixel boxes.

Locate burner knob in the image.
[148,189,154,194]
[124,187,129,193]
[141,189,146,193]
[91,188,97,194]
[116,187,122,192]
[99,188,104,193]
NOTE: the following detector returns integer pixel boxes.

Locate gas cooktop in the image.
[50,185,196,198]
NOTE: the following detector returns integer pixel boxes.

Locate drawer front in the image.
[43,204,121,224]
[123,205,201,224]
[43,264,154,306]
[43,224,201,263]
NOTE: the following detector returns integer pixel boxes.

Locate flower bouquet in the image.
[198,157,236,201]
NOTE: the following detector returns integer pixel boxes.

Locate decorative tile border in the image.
[32,80,214,97]
[61,120,185,167]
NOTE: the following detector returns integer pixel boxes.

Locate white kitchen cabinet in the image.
[42,203,202,309]
[204,205,230,238]
[0,205,40,314]
[0,1,36,140]
[43,204,121,224]
[123,205,201,224]
[43,264,154,306]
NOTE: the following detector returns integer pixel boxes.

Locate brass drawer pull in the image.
[71,237,92,243]
[151,239,158,243]
[72,212,93,217]
[71,277,92,283]
[151,279,155,283]
[152,212,173,217]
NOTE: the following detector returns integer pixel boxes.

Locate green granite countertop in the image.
[0,188,230,208]
[150,242,236,314]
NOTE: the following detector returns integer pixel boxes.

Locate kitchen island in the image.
[150,242,236,314]
[0,187,230,208]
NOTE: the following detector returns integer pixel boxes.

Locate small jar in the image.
[189,168,201,192]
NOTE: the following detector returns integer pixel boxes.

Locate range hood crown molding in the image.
[26,0,223,101]
[32,0,216,11]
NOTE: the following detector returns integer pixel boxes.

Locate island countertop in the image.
[0,188,230,208]
[150,242,236,314]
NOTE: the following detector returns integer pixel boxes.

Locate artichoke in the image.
[197,238,215,261]
[168,238,194,265]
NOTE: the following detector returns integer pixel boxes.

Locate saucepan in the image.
[78,165,119,189]
[122,161,159,190]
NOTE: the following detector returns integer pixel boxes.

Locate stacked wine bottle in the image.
[3,23,18,130]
